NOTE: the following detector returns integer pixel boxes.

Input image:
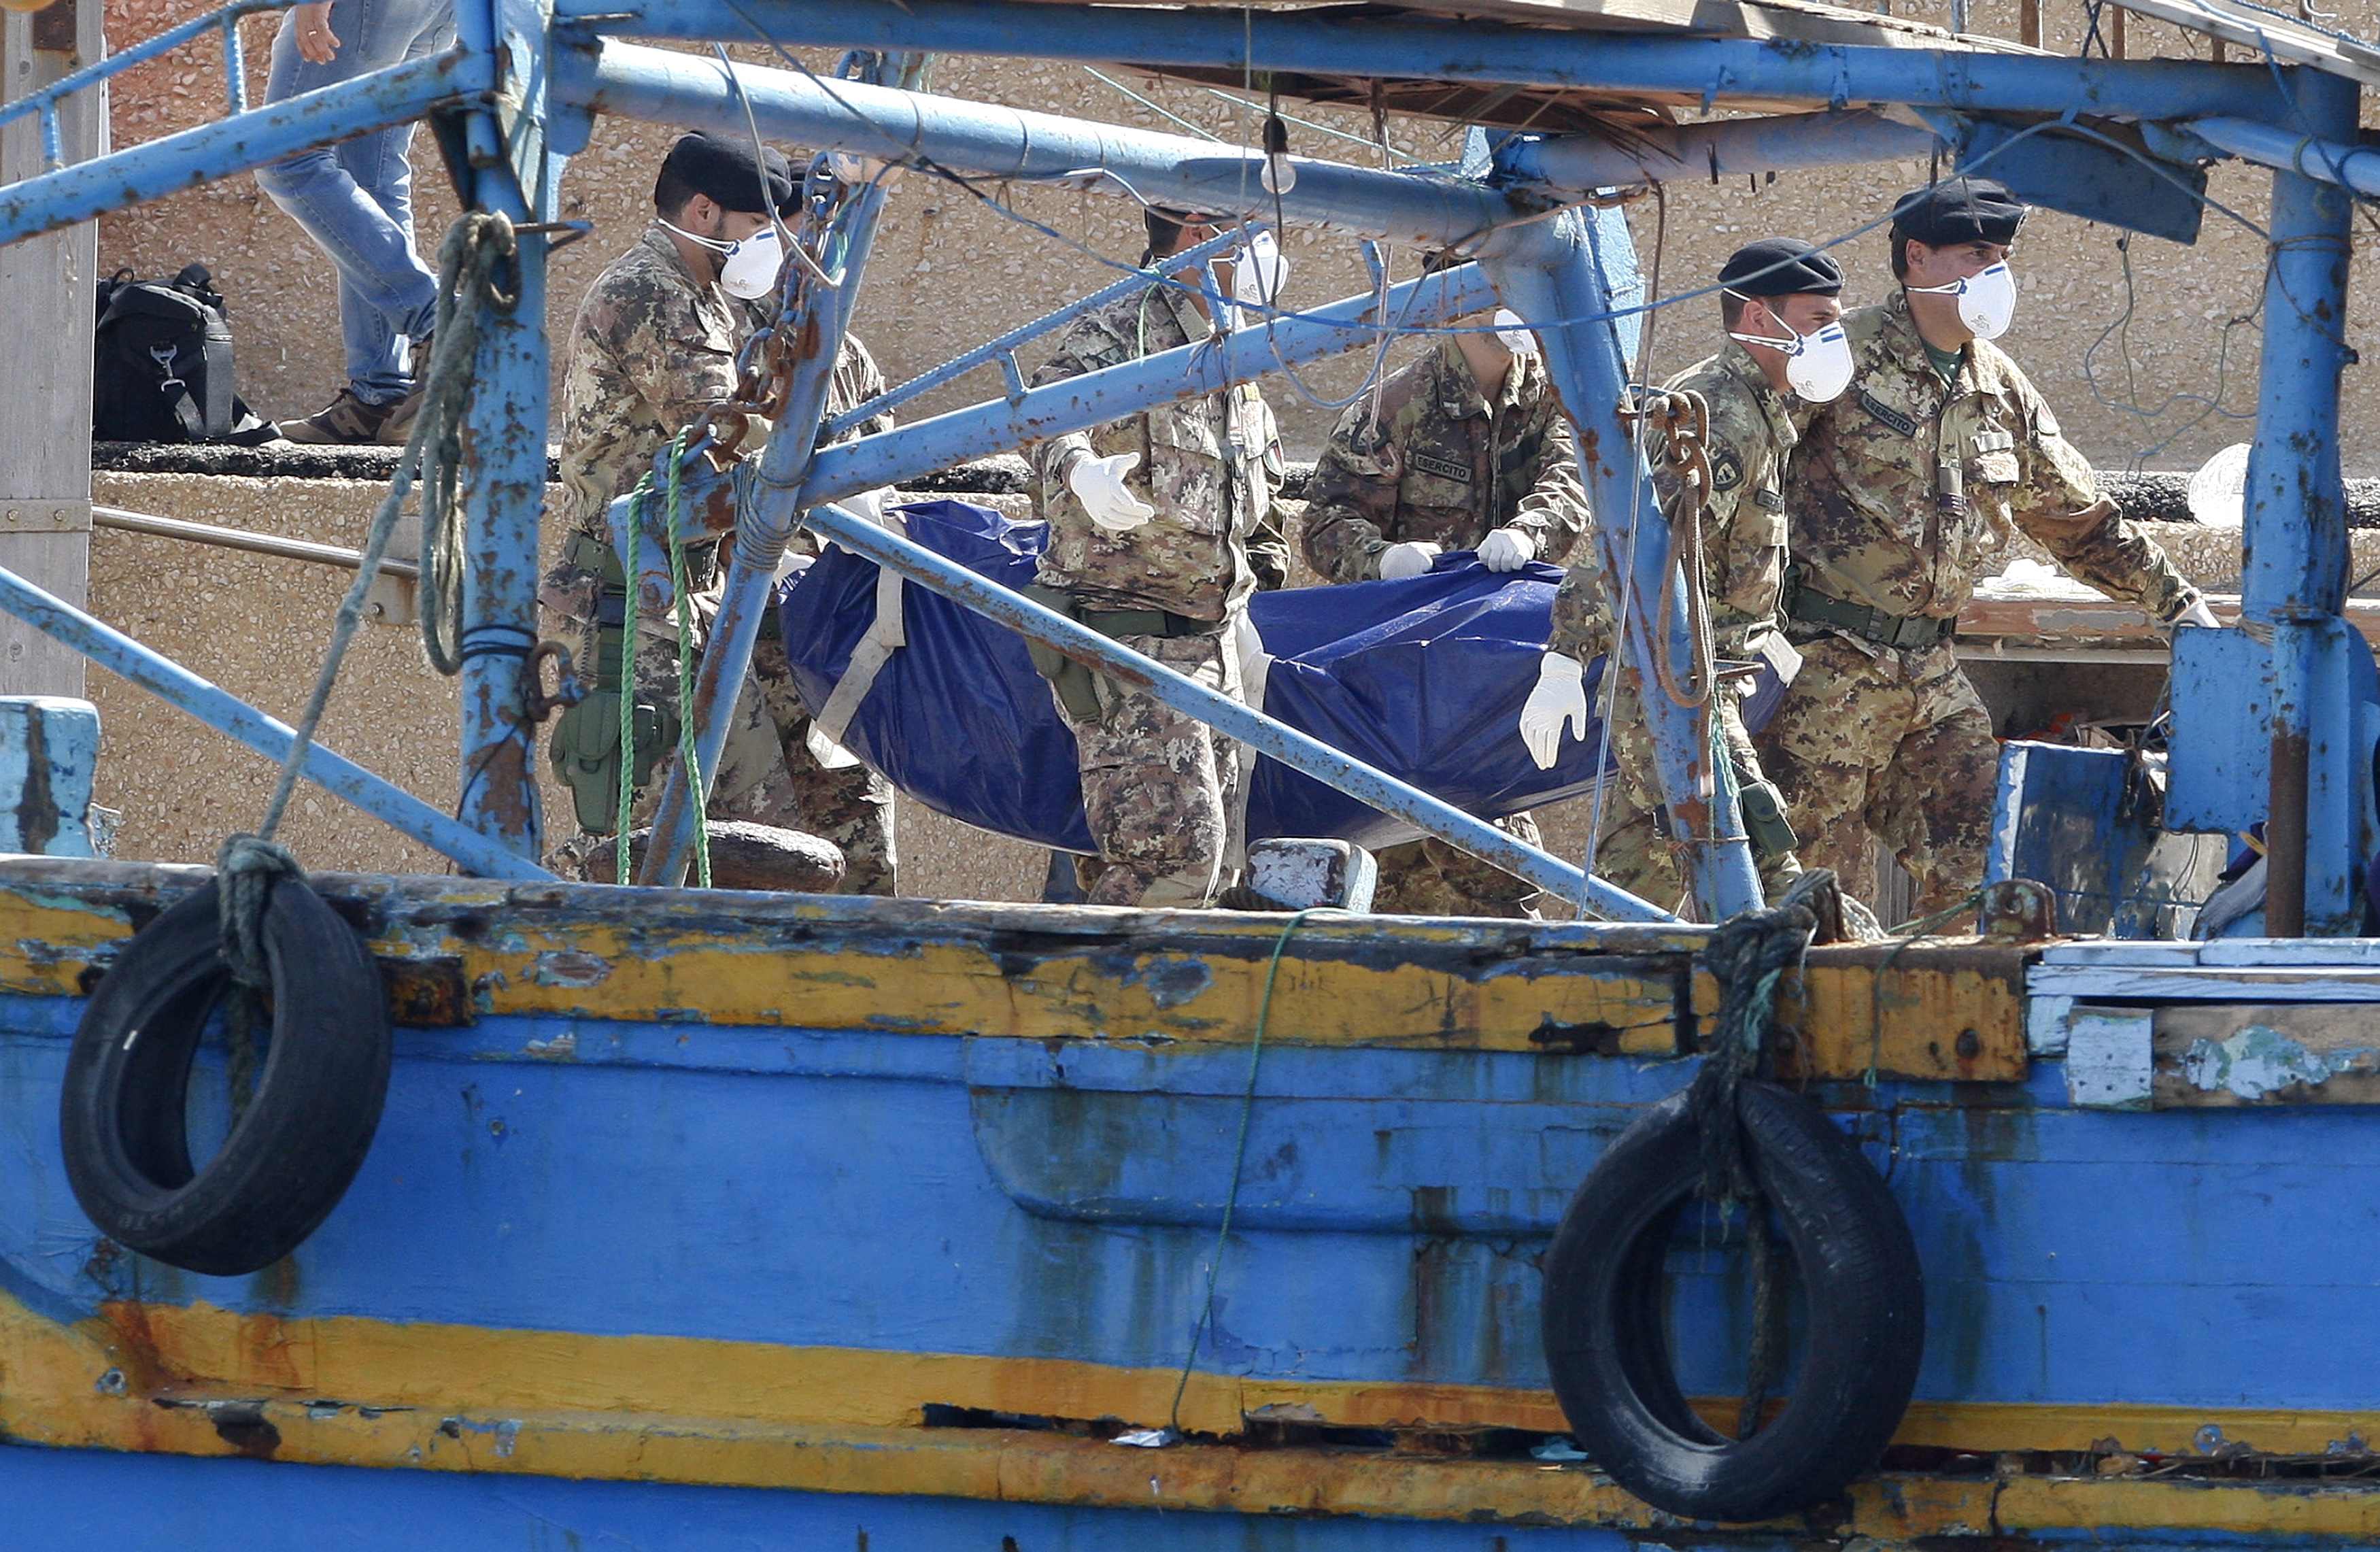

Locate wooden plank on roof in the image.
[2107,0,2380,87]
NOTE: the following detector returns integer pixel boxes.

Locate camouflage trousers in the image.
[1591,672,1804,917]
[570,601,898,896]
[1752,634,1994,917]
[1051,630,1242,909]
[1372,813,1544,918]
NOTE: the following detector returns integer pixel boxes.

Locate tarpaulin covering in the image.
[777,499,1775,854]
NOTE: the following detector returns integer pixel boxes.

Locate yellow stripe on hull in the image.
[3,1289,2377,1537]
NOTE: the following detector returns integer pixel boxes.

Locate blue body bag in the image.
[777,499,1775,854]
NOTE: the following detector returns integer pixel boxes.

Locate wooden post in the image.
[2018,0,2042,48]
[0,0,104,698]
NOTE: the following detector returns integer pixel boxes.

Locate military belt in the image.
[1078,606,1221,640]
[1781,571,1956,652]
[563,529,766,636]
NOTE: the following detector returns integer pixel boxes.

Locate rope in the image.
[207,214,513,1098]
[213,832,301,1123]
[1166,907,1336,1437]
[1639,387,1718,709]
[416,214,520,676]
[1685,868,1838,1441]
[250,214,512,848]
[608,436,714,888]
[615,475,650,887]
[664,440,714,889]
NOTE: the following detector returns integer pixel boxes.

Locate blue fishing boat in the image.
[1,0,2377,1545]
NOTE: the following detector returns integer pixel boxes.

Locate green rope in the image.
[662,437,713,890]
[613,475,650,887]
[1166,906,1336,1437]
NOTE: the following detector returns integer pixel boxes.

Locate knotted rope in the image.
[418,214,520,676]
[213,832,303,1119]
[1687,868,1850,1438]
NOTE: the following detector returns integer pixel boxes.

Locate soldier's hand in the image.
[1068,452,1157,533]
[1478,528,1536,573]
[1518,651,1590,771]
[2172,596,2220,631]
[1378,541,1442,581]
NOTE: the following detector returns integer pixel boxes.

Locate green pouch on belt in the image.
[1020,584,1108,724]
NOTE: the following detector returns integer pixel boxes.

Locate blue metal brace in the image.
[1486,208,1764,920]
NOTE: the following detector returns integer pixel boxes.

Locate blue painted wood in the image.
[0,698,96,857]
[3,996,2379,1420]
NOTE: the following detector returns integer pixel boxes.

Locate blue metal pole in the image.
[1486,211,1765,921]
[1497,109,1938,198]
[603,265,1497,613]
[554,0,2290,124]
[0,0,294,137]
[2184,116,2380,199]
[636,184,899,887]
[561,41,1523,248]
[0,564,553,881]
[794,503,1680,923]
[823,222,1260,439]
[804,264,1496,506]
[444,0,565,862]
[0,50,486,248]
[2237,70,2358,937]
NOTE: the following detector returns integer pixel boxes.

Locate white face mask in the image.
[661,218,785,301]
[1491,308,1540,358]
[1229,229,1289,311]
[1909,260,2016,340]
[1726,298,1854,403]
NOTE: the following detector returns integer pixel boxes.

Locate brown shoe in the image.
[375,333,433,445]
[375,385,426,446]
[277,388,398,445]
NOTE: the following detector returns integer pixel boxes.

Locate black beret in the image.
[1890,175,2028,248]
[1718,237,1843,298]
[660,131,796,216]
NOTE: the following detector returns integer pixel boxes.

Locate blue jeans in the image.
[254,0,454,405]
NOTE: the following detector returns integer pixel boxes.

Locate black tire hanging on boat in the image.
[1540,1081,1924,1523]
[59,879,391,1277]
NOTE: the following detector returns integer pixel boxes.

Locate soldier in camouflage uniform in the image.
[1531,240,1849,915]
[542,132,900,894]
[1303,319,1588,916]
[1754,179,2209,913]
[1026,207,1285,908]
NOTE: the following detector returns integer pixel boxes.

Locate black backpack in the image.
[92,264,277,444]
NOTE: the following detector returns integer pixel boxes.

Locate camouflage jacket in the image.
[1027,282,1286,622]
[1304,337,1588,585]
[1545,343,1797,664]
[549,222,888,613]
[1785,289,2194,637]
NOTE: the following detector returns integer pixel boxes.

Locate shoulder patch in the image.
[1708,446,1744,492]
[1858,390,1919,439]
[1410,450,1472,483]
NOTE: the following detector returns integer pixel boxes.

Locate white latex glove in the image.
[2174,596,2220,630]
[845,486,896,526]
[1068,452,1156,533]
[1478,528,1535,573]
[1378,541,1442,581]
[1518,652,1589,771]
